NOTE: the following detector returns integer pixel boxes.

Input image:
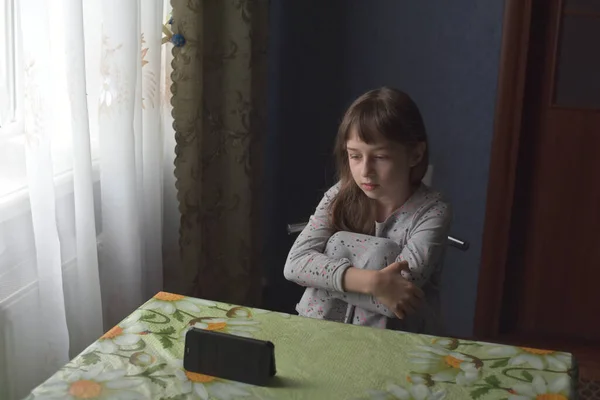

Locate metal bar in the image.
[286,222,308,235]
[286,222,469,251]
[447,235,469,251]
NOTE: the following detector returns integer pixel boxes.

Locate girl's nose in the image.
[361,159,374,177]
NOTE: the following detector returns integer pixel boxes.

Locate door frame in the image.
[474,0,534,339]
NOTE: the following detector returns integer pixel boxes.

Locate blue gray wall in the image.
[263,0,505,338]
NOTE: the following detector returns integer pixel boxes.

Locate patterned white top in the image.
[283,182,452,334]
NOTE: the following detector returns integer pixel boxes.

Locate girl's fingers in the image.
[397,261,410,272]
[412,285,425,299]
[394,305,405,320]
[408,295,422,311]
[401,302,416,315]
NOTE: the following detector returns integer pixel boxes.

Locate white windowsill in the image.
[0,161,102,307]
[0,160,101,223]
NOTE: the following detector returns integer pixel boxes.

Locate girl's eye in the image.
[374,155,389,160]
[348,154,361,159]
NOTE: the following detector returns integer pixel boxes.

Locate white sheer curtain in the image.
[0,0,178,399]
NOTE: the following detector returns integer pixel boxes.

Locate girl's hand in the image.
[371,261,424,319]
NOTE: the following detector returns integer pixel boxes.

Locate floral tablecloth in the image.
[26,292,578,400]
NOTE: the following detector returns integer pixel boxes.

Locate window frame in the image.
[0,0,21,134]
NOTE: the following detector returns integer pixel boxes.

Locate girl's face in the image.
[346,129,424,207]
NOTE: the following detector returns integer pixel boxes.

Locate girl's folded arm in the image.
[283,184,352,292]
[328,201,452,317]
[395,201,453,288]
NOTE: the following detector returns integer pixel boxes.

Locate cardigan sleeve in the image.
[395,200,453,287]
[283,183,352,292]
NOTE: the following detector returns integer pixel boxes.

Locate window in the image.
[0,0,99,208]
[0,0,26,202]
[0,0,17,129]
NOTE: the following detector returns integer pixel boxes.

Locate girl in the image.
[283,87,452,335]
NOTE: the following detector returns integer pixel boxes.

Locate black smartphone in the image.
[183,327,276,386]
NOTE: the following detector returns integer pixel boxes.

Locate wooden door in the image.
[501,0,600,342]
[476,0,600,359]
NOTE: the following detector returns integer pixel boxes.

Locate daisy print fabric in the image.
[25,292,578,400]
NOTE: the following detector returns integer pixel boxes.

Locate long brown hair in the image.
[329,87,429,234]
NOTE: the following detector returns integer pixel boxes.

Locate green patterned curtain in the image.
[169,0,268,306]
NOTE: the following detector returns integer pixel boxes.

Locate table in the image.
[26,292,578,399]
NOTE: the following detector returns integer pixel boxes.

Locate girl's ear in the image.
[409,142,426,167]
